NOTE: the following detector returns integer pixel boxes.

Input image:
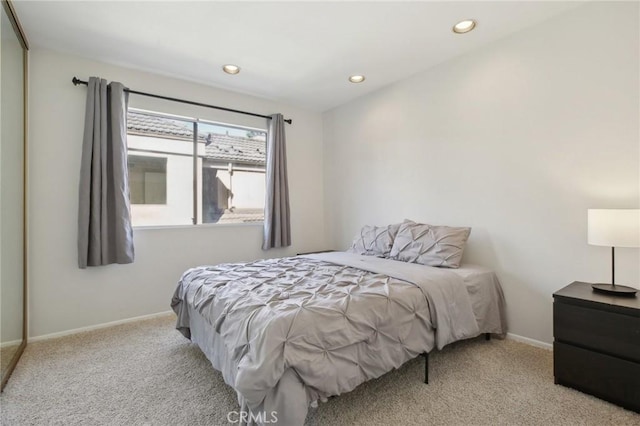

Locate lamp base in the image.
[591,283,638,297]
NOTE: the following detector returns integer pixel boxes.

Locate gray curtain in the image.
[78,77,134,268]
[262,113,291,249]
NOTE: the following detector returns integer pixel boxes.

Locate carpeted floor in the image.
[1,314,638,425]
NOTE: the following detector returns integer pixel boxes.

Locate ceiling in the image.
[14,1,582,112]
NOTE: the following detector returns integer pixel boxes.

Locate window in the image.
[128,156,167,204]
[126,110,266,227]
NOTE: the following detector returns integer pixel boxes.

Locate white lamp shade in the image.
[587,209,640,248]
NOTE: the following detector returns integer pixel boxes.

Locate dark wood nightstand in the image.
[553,282,640,413]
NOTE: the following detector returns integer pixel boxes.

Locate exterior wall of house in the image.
[226,169,265,208]
[127,135,194,226]
[127,134,266,227]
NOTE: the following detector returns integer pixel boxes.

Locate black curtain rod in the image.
[72,77,292,125]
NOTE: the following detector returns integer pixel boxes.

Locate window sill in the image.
[133,221,263,231]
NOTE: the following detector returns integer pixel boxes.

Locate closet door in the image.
[1,0,28,391]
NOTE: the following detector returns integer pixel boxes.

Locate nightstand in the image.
[553,282,640,413]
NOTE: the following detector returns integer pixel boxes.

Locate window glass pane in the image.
[197,122,266,224]
[127,112,194,226]
[126,110,265,227]
[128,155,167,204]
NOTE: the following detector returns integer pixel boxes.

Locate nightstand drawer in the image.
[554,342,640,412]
[554,302,640,362]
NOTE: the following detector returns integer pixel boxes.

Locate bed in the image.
[171,250,506,425]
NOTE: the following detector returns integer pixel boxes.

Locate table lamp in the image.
[587,209,640,296]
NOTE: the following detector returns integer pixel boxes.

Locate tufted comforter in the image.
[171,252,505,425]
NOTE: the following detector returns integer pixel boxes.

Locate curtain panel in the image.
[78,77,134,268]
[262,113,291,249]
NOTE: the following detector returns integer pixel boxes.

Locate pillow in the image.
[347,224,401,257]
[389,220,471,268]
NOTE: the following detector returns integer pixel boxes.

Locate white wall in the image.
[322,2,640,344]
[28,48,326,338]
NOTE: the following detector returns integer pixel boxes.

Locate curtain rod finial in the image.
[72,77,79,85]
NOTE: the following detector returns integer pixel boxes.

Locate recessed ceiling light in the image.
[349,75,365,83]
[453,19,476,34]
[222,64,240,75]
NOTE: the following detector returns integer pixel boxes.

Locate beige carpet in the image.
[1,315,638,426]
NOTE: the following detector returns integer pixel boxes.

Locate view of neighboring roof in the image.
[212,208,264,224]
[127,111,192,139]
[203,134,265,166]
[127,111,266,166]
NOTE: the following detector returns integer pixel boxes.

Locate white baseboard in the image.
[27,311,554,352]
[29,310,175,342]
[506,332,552,350]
